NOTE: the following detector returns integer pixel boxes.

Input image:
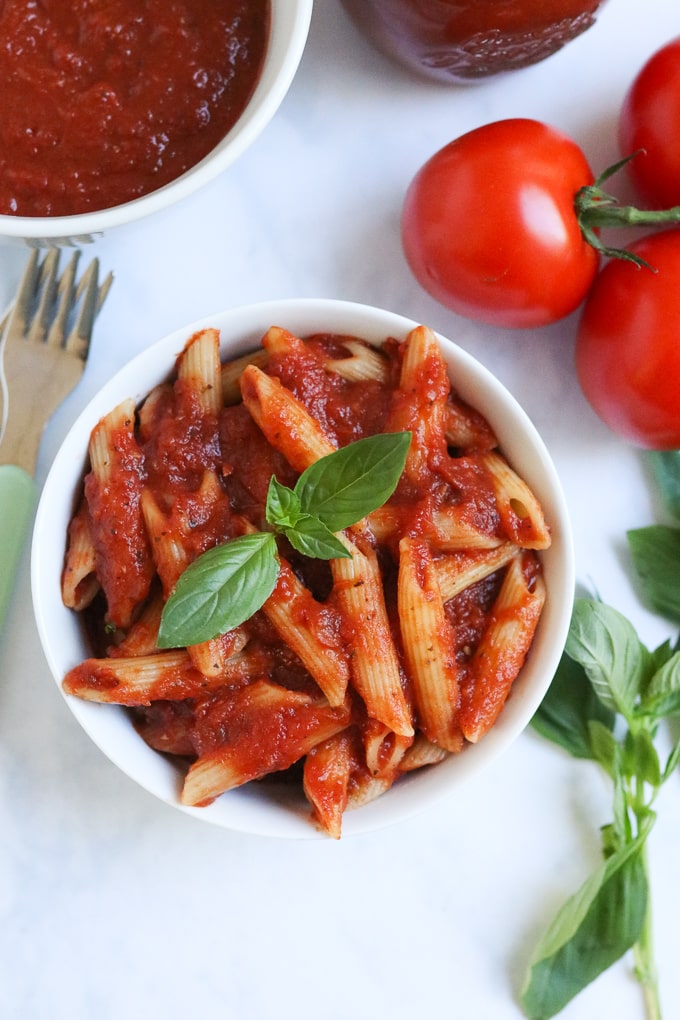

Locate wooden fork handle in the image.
[0,465,36,633]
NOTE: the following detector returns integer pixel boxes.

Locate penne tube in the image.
[263,557,350,707]
[444,398,498,452]
[240,364,335,472]
[303,729,356,839]
[140,489,189,595]
[332,533,414,738]
[142,470,231,596]
[110,592,165,657]
[137,383,174,443]
[479,450,552,550]
[385,325,451,487]
[434,543,519,603]
[367,502,504,551]
[63,646,272,706]
[61,499,100,611]
[345,772,394,812]
[176,328,223,417]
[63,649,222,705]
[85,398,154,629]
[361,718,413,777]
[221,348,269,405]
[181,681,351,806]
[399,733,450,772]
[187,626,250,678]
[398,536,463,753]
[260,324,303,358]
[324,339,390,383]
[459,553,547,743]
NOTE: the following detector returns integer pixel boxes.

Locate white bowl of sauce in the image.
[0,1,312,246]
[31,298,574,839]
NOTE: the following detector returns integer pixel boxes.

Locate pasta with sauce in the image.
[61,324,550,838]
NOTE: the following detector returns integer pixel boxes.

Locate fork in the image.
[0,249,113,631]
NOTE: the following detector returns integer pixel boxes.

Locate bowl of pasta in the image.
[0,1,312,246]
[32,298,574,839]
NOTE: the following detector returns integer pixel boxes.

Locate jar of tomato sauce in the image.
[340,0,605,83]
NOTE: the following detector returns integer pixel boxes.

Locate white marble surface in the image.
[1,2,680,1017]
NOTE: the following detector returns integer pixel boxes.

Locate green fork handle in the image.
[0,464,36,632]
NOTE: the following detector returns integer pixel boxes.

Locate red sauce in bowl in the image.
[0,0,270,217]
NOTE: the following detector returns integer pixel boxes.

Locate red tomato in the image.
[401,119,599,328]
[575,230,680,450]
[619,37,680,209]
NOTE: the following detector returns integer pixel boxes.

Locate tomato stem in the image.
[574,152,680,270]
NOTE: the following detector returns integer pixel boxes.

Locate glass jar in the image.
[340,0,605,83]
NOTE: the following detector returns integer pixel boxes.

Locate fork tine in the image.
[60,257,98,355]
[8,249,42,338]
[41,251,80,346]
[28,249,64,343]
[96,269,114,316]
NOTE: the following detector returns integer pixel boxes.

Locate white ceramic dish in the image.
[0,1,313,247]
[32,298,575,839]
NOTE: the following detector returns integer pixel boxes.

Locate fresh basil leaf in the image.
[281,514,351,560]
[266,477,304,530]
[294,431,411,531]
[566,599,650,722]
[649,638,676,674]
[648,449,680,522]
[521,838,649,1020]
[638,650,680,721]
[587,719,621,779]
[663,736,680,781]
[531,651,616,761]
[623,728,661,787]
[627,525,680,623]
[158,532,279,647]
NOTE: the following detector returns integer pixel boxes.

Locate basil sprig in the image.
[157,431,411,648]
[522,598,680,1020]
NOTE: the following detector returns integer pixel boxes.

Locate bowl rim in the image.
[0,0,313,242]
[31,297,575,839]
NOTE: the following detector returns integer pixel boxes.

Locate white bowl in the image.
[0,2,312,248]
[32,298,574,839]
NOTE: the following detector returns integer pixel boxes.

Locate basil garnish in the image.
[157,431,411,648]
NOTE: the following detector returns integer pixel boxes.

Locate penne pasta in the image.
[83,398,154,629]
[63,646,272,706]
[262,556,350,707]
[187,626,250,678]
[303,729,356,839]
[240,364,335,471]
[398,536,463,752]
[361,718,413,778]
[61,324,552,835]
[332,532,414,738]
[177,328,223,417]
[61,499,100,611]
[434,543,519,603]
[385,325,451,488]
[479,450,552,550]
[459,553,547,743]
[324,338,390,383]
[399,734,450,772]
[181,681,351,806]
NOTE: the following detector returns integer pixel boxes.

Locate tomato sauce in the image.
[0,0,270,216]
